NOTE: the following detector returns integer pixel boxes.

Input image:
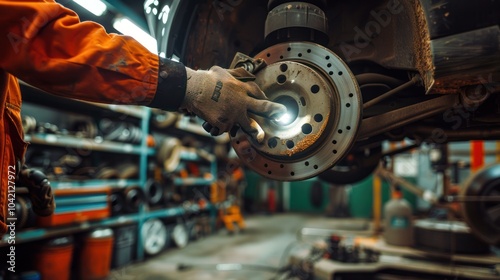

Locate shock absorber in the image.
[265,0,329,47]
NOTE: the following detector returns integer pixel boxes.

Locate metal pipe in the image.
[383,143,420,157]
[355,73,405,87]
[410,126,500,141]
[358,94,459,140]
[177,263,281,273]
[363,75,421,109]
[376,166,437,204]
[444,196,500,202]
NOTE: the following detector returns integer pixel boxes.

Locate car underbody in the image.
[145,0,500,183]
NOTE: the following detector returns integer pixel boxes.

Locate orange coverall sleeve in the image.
[0,0,185,107]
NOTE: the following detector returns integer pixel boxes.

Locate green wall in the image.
[288,179,330,213]
[244,170,418,216]
[348,174,418,218]
[244,170,260,202]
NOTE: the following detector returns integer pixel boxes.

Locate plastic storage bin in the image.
[77,228,114,280]
[34,236,74,280]
[111,225,137,268]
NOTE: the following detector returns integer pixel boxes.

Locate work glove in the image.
[180,66,287,144]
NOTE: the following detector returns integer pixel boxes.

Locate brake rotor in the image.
[461,164,500,245]
[172,223,189,248]
[319,144,382,185]
[230,42,361,181]
[142,218,168,255]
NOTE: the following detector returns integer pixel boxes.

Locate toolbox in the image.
[37,187,111,227]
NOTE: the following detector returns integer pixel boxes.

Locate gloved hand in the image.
[180,66,286,143]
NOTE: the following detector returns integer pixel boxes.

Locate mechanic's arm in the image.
[0,0,285,141]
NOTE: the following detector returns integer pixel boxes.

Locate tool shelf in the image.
[18,83,219,261]
[150,112,231,146]
[0,203,211,246]
[25,133,156,156]
[50,179,142,189]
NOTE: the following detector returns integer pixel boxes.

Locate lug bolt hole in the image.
[302,124,313,135]
[277,75,287,84]
[268,137,278,149]
[311,85,320,94]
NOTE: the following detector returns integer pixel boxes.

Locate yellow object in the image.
[210,181,227,204]
[220,205,245,233]
[210,182,218,204]
[179,169,189,178]
[373,174,382,234]
[497,141,500,162]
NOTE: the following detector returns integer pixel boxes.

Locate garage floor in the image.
[108,214,368,280]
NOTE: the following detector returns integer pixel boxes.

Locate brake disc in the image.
[319,144,382,185]
[142,218,168,255]
[172,223,189,248]
[461,164,500,245]
[230,42,362,181]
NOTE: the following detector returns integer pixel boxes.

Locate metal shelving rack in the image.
[4,84,218,261]
[25,133,156,155]
[50,179,142,189]
[0,204,209,245]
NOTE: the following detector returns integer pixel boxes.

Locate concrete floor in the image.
[108,213,354,280]
[106,213,500,280]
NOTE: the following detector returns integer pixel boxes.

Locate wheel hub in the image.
[252,61,333,157]
[230,42,362,181]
